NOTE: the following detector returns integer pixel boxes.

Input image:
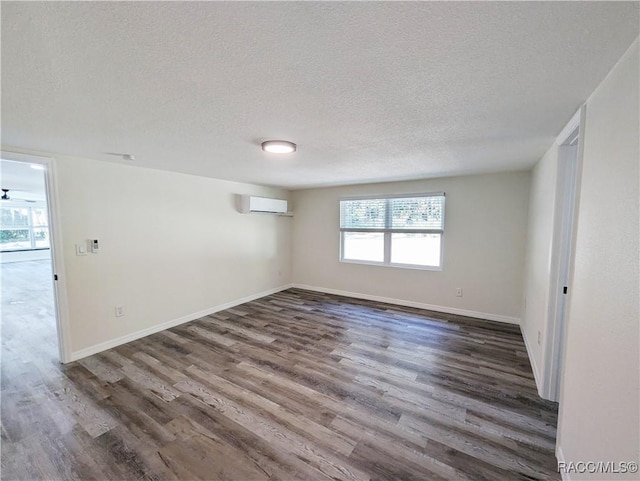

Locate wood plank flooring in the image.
[1,260,560,480]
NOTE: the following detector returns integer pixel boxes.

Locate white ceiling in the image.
[0,160,47,202]
[1,2,638,189]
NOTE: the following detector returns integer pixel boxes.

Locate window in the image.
[340,193,445,269]
[0,204,50,251]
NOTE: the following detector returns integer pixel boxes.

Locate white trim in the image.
[520,324,544,398]
[1,151,73,363]
[541,104,586,401]
[339,258,443,272]
[339,194,446,269]
[556,445,570,481]
[339,228,443,234]
[292,284,520,325]
[339,191,445,201]
[69,284,293,362]
[555,108,581,146]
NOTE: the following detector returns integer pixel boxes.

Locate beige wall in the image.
[50,155,292,358]
[556,39,639,478]
[291,172,531,322]
[521,144,559,388]
[4,40,637,474]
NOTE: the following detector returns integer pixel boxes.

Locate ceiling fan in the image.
[1,188,37,203]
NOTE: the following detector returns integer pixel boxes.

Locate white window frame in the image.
[339,192,445,271]
[0,201,50,251]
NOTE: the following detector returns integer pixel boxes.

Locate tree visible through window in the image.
[339,194,445,269]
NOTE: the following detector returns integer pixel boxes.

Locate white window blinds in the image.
[340,198,387,230]
[340,194,445,232]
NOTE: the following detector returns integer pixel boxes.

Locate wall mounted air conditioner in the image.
[237,195,288,214]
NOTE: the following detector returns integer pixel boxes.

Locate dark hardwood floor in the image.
[1,260,559,480]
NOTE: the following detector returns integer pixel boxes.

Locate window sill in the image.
[339,259,442,272]
[0,247,51,253]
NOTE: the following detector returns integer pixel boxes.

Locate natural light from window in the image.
[390,233,441,266]
[339,194,445,269]
[0,204,50,251]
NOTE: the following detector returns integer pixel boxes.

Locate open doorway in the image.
[542,108,585,402]
[0,153,69,367]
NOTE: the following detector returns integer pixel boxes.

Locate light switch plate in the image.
[76,243,87,256]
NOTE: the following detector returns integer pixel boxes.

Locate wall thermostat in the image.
[90,239,99,253]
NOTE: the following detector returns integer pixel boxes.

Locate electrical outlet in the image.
[537,331,542,345]
[456,288,463,297]
[115,306,124,317]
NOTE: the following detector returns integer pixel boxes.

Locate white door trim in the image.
[1,150,72,363]
[540,106,586,401]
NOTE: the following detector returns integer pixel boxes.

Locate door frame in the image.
[541,106,586,401]
[1,150,72,363]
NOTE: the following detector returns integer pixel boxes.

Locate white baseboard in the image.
[556,445,570,481]
[520,324,544,398]
[69,284,293,362]
[70,283,521,362]
[292,284,520,325]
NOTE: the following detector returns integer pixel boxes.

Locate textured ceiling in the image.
[1,2,638,189]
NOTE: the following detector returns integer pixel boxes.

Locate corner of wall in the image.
[555,445,571,481]
[520,324,544,398]
[294,284,521,325]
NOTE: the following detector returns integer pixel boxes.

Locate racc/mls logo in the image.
[558,461,638,475]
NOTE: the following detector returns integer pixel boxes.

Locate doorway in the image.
[0,152,70,364]
[542,108,584,402]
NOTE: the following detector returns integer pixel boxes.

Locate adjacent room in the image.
[1,2,638,481]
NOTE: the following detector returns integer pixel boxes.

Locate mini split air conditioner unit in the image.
[237,195,288,214]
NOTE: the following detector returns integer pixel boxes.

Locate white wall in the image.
[45,155,291,358]
[556,39,639,479]
[521,144,559,388]
[291,172,530,323]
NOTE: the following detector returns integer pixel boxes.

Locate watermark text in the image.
[558,461,638,475]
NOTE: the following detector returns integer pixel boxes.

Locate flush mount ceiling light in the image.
[261,140,296,154]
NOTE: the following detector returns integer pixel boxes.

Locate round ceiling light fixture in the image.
[261,140,296,154]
